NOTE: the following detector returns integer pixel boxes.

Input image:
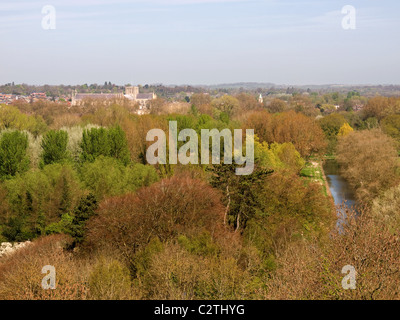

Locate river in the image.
[323,159,358,230]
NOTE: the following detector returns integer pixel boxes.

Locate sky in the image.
[0,0,399,86]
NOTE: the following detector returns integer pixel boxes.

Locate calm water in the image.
[323,159,358,230]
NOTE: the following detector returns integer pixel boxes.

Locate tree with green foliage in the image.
[68,193,98,244]
[363,117,379,130]
[1,216,34,242]
[254,137,305,173]
[245,169,334,258]
[317,114,348,154]
[0,131,30,179]
[318,114,347,140]
[81,127,110,162]
[0,105,47,136]
[107,126,131,165]
[2,163,82,240]
[211,95,240,118]
[40,130,69,166]
[268,98,287,113]
[80,156,158,200]
[381,114,400,145]
[80,126,130,165]
[208,164,273,231]
[269,142,305,172]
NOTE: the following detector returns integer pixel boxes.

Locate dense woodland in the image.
[1,90,400,300]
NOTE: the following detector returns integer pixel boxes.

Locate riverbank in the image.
[300,158,336,216]
[299,158,360,228]
[320,160,333,200]
[301,159,330,197]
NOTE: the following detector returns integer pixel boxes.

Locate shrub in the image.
[266,209,400,300]
[0,234,90,300]
[371,184,400,233]
[135,242,261,300]
[177,232,219,256]
[89,257,132,300]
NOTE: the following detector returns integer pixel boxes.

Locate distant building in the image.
[258,94,263,104]
[124,86,157,114]
[71,90,124,106]
[71,86,156,113]
[30,92,47,100]
[0,94,8,104]
[0,94,24,105]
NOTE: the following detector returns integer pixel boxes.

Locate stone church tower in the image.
[125,86,139,97]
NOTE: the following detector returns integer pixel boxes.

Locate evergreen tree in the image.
[69,193,98,244]
[58,174,72,216]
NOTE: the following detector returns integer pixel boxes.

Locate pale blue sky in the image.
[0,0,399,85]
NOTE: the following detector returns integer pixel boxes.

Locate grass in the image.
[300,160,328,196]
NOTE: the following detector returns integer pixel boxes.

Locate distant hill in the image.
[196,83,400,96]
[203,82,277,89]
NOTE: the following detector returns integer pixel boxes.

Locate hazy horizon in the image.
[1,0,399,85]
[2,82,400,88]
